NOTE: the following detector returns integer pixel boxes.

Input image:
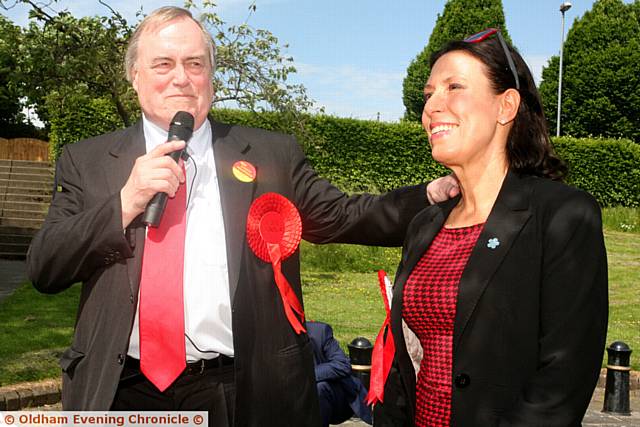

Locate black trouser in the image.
[111,357,235,427]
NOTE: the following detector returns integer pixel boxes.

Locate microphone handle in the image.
[142,146,185,227]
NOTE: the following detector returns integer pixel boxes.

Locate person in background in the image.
[307,321,373,426]
[27,6,458,427]
[373,28,608,426]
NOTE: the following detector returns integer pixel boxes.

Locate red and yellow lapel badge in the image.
[246,193,305,334]
[232,160,257,183]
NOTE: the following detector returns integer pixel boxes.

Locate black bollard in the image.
[602,341,632,415]
[348,337,373,390]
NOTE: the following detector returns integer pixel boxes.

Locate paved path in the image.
[11,380,640,426]
[0,259,26,303]
[581,387,640,427]
[335,388,640,426]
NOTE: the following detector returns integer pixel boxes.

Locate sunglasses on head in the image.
[464,28,520,91]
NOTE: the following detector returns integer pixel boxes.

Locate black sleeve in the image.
[287,136,428,247]
[500,191,608,425]
[27,144,133,293]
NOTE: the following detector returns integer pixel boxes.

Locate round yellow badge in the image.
[232,161,257,183]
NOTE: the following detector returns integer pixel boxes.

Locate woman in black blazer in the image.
[373,29,608,426]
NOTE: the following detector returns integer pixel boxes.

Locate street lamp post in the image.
[557,1,572,137]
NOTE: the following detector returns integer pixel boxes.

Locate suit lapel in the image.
[453,171,532,350]
[211,121,255,306]
[104,122,145,195]
[398,199,454,285]
[104,121,146,296]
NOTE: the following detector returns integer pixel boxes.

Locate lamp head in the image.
[560,2,572,13]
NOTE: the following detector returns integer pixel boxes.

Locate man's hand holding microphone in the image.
[120,111,194,228]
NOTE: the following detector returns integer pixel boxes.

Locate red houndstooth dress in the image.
[402,223,484,427]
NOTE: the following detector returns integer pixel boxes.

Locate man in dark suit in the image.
[27,6,456,427]
[307,321,372,426]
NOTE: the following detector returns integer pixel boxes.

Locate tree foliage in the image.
[0,14,41,137]
[402,0,511,121]
[190,0,313,114]
[15,2,135,128]
[539,0,640,142]
[46,86,125,159]
[0,0,314,138]
[0,15,21,123]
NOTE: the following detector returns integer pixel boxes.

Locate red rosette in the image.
[247,193,305,334]
[247,193,302,262]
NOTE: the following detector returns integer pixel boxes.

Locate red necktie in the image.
[139,164,187,392]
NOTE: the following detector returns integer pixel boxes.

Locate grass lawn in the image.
[302,271,387,344]
[0,284,80,385]
[303,232,640,371]
[1,209,638,385]
[603,230,640,360]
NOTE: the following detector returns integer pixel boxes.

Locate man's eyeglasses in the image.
[464,28,520,91]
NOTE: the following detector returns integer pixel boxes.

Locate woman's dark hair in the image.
[430,34,567,180]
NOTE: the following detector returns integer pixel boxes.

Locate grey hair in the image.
[124,6,216,82]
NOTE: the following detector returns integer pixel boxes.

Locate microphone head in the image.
[168,111,195,142]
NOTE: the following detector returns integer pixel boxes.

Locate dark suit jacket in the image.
[307,321,372,424]
[26,119,428,427]
[374,171,608,427]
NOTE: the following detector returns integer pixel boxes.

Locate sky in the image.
[2,0,631,122]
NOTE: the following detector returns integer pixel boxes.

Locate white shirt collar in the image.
[142,114,211,158]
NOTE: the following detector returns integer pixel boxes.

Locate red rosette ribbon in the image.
[366,270,396,405]
[247,193,305,334]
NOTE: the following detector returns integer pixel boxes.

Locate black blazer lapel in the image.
[104,121,146,297]
[211,121,256,305]
[453,171,532,350]
[104,121,146,194]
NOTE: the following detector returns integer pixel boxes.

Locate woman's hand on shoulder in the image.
[426,173,460,204]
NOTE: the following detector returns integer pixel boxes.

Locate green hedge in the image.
[210,109,448,192]
[49,107,639,207]
[554,137,640,207]
[212,109,640,207]
[46,88,125,160]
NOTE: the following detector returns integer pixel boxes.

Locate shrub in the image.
[553,137,640,207]
[48,107,640,207]
[211,109,448,192]
[212,109,640,207]
[47,87,125,160]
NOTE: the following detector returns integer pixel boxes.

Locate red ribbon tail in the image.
[366,322,387,405]
[366,321,396,406]
[268,243,306,334]
[366,270,396,405]
[381,325,396,390]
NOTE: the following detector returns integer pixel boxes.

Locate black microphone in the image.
[142,111,195,227]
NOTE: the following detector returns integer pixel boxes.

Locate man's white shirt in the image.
[127,115,234,361]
